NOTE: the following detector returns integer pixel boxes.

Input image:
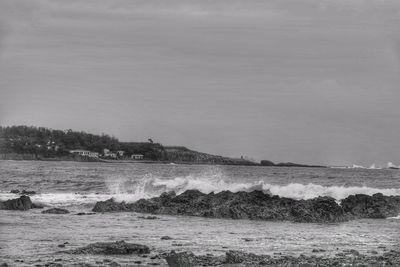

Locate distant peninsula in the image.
[0,125,325,167]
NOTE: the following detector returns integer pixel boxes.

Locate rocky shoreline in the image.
[165,249,400,266]
[1,192,400,266]
[2,189,400,223]
[92,190,400,223]
[1,240,399,266]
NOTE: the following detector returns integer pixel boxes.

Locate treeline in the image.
[0,126,165,160]
[0,125,260,165]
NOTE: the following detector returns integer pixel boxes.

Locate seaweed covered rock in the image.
[341,193,400,219]
[164,249,400,267]
[93,190,347,223]
[0,196,41,211]
[92,198,129,212]
[225,250,271,264]
[70,241,150,255]
[42,208,70,214]
[165,251,197,267]
[165,251,224,267]
[92,189,400,223]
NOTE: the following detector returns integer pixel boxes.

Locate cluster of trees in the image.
[0,126,165,160]
[0,125,258,165]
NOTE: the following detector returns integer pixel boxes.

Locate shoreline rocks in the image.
[164,249,400,266]
[341,193,400,219]
[92,190,400,223]
[0,196,42,211]
[69,241,150,255]
[42,208,70,214]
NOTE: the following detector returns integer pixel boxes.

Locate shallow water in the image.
[1,160,400,265]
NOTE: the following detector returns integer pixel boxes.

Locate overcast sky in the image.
[1,0,400,165]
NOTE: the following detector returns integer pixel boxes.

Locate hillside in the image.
[0,126,255,165]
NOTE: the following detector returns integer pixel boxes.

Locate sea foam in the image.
[2,173,400,206]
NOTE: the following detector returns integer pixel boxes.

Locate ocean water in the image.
[1,160,400,266]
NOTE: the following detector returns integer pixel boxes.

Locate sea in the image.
[1,160,400,266]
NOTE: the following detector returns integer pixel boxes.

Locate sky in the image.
[0,0,400,166]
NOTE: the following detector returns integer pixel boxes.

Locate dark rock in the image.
[138,216,159,220]
[58,244,66,248]
[70,241,150,255]
[160,251,225,267]
[76,212,95,216]
[225,250,272,264]
[93,190,347,223]
[92,198,129,212]
[163,249,400,267]
[161,236,173,240]
[10,189,20,194]
[341,193,400,219]
[0,196,35,210]
[165,251,197,267]
[93,189,400,223]
[21,190,36,195]
[260,160,275,166]
[42,208,70,214]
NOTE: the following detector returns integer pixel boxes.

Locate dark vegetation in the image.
[0,125,255,164]
[260,160,325,168]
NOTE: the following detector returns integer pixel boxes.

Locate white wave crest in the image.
[104,173,400,201]
[2,173,400,206]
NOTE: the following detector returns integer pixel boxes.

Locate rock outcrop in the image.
[0,196,42,211]
[69,241,150,255]
[164,249,400,267]
[93,190,400,223]
[166,251,225,267]
[341,193,400,219]
[42,208,70,214]
[93,190,348,223]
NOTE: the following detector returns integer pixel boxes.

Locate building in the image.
[131,154,144,160]
[103,148,117,158]
[117,150,125,157]
[70,150,99,158]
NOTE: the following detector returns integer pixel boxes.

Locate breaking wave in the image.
[104,171,400,202]
[2,172,400,206]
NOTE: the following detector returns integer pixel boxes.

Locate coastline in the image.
[1,160,400,267]
[0,154,327,168]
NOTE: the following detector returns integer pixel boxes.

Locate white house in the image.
[70,150,99,158]
[103,148,117,158]
[131,154,144,160]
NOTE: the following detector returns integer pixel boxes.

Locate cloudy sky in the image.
[1,0,400,165]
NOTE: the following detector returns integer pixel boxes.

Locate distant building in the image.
[70,150,99,158]
[117,150,125,157]
[131,154,144,160]
[103,148,117,158]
